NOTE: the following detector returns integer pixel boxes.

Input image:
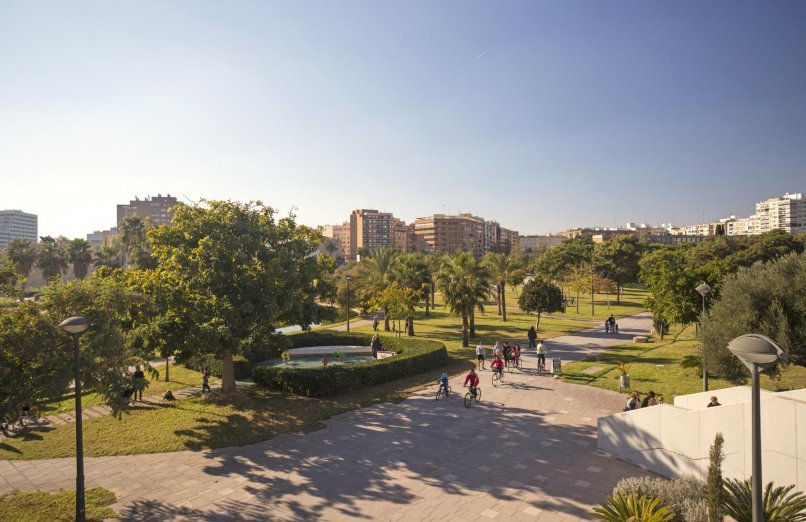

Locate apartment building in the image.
[320,223,351,260]
[0,210,38,249]
[116,194,179,227]
[349,209,394,259]
[87,227,118,246]
[518,234,566,251]
[414,213,486,257]
[755,193,805,234]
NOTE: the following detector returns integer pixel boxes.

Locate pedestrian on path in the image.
[476,342,486,370]
[371,333,382,359]
[527,326,537,348]
[132,366,147,402]
[202,367,211,394]
[372,315,379,331]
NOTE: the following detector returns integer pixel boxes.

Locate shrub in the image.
[592,493,675,522]
[253,333,448,397]
[613,475,707,522]
[707,433,725,521]
[183,353,252,380]
[241,333,292,365]
[722,478,806,522]
[286,330,372,348]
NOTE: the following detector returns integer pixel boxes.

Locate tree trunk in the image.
[384,307,390,331]
[461,315,469,347]
[496,284,502,316]
[407,313,414,336]
[501,283,507,322]
[221,348,238,394]
[535,312,541,334]
[165,356,170,382]
[576,289,580,314]
[425,298,430,317]
[591,285,595,316]
[616,282,622,303]
[470,311,476,338]
[431,284,436,307]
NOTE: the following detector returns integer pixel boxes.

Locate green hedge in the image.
[253,333,448,397]
[183,353,253,380]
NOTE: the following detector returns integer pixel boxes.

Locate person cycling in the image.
[512,344,521,367]
[490,354,504,379]
[437,372,450,396]
[536,341,547,372]
[463,368,480,398]
[503,343,512,368]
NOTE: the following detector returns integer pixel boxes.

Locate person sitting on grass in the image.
[463,368,480,398]
[490,354,504,377]
[437,372,450,396]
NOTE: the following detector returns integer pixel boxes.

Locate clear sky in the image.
[2,1,805,238]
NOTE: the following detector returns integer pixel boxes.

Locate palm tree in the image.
[35,239,68,280]
[67,238,93,279]
[94,241,122,268]
[357,247,400,331]
[119,216,146,266]
[5,238,37,292]
[483,252,521,322]
[389,253,430,335]
[437,253,491,347]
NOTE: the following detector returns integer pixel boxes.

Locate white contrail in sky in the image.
[476,49,489,59]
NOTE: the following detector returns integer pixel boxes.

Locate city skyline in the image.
[3,1,805,238]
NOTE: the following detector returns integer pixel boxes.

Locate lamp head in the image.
[59,316,92,335]
[696,283,711,297]
[727,333,785,372]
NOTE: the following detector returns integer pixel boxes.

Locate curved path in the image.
[0,314,654,521]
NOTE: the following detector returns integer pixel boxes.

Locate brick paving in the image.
[0,314,654,521]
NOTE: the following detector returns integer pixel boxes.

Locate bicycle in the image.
[464,386,481,408]
[537,356,546,375]
[435,383,451,400]
[491,368,504,387]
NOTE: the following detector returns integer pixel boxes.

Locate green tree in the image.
[35,239,68,281]
[532,236,594,283]
[640,247,705,338]
[94,240,122,269]
[437,253,490,347]
[370,283,416,337]
[389,253,430,335]
[483,252,521,322]
[356,247,400,331]
[700,252,806,383]
[518,278,565,334]
[147,200,334,394]
[67,238,94,280]
[0,254,19,297]
[119,216,146,267]
[594,235,644,302]
[5,238,37,292]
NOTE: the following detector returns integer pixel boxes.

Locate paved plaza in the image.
[0,314,654,521]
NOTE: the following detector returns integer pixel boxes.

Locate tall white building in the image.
[754,193,805,234]
[0,210,38,249]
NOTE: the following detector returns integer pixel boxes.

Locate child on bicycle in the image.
[437,372,450,396]
[490,354,504,377]
[513,344,521,366]
[463,368,479,397]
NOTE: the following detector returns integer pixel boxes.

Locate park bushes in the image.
[182,353,253,380]
[252,333,448,397]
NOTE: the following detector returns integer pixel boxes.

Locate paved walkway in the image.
[538,312,653,363]
[0,315,655,521]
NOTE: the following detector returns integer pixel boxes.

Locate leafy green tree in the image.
[437,253,490,347]
[147,200,334,394]
[370,283,416,337]
[594,235,644,302]
[532,236,594,282]
[5,238,37,291]
[35,239,68,281]
[389,253,430,335]
[640,247,705,338]
[94,241,122,269]
[518,278,564,334]
[67,238,94,280]
[0,254,20,298]
[699,253,806,383]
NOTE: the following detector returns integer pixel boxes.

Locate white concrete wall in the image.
[598,386,806,492]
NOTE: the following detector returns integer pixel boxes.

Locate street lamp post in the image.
[695,282,711,392]
[58,316,92,522]
[727,334,786,522]
[345,276,352,332]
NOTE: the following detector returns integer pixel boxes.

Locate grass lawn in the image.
[0,487,116,521]
[40,363,220,414]
[562,325,806,402]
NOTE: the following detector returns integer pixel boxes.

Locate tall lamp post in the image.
[727,334,786,522]
[695,282,711,391]
[345,276,352,332]
[58,316,92,522]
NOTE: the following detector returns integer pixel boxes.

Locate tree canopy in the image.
[518,278,564,334]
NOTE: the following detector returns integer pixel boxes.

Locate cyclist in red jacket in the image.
[490,354,505,379]
[463,368,480,398]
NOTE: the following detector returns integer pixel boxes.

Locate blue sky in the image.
[1,1,805,237]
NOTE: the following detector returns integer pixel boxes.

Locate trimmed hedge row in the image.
[183,353,253,380]
[252,333,448,397]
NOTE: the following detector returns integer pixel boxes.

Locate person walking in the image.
[202,367,211,394]
[527,326,537,348]
[371,333,382,359]
[372,315,379,332]
[476,342,486,370]
[132,365,146,402]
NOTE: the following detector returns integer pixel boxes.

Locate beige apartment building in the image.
[518,234,565,251]
[414,213,486,257]
[320,222,351,260]
[349,209,394,259]
[755,193,805,234]
[116,194,178,227]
